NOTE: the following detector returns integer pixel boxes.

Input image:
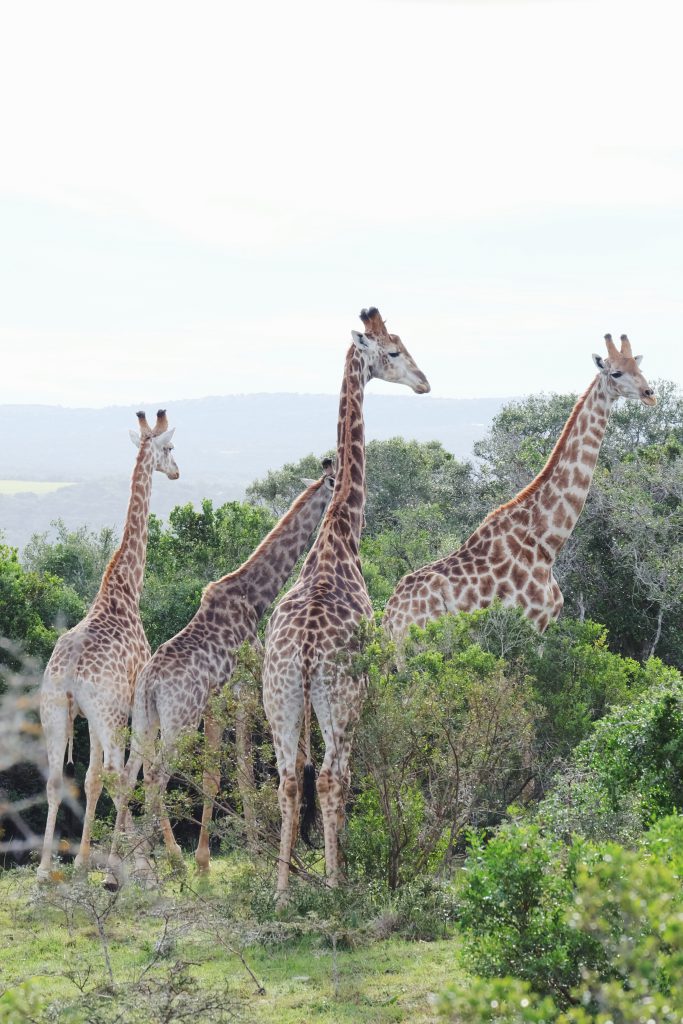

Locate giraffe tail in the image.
[299,647,318,848]
[66,691,75,765]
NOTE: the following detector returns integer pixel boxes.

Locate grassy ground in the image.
[0,857,460,1024]
[0,480,74,495]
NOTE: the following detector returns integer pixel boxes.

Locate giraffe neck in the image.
[96,440,155,604]
[206,480,330,618]
[498,372,615,558]
[316,344,369,557]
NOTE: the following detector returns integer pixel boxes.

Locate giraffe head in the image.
[129,409,180,478]
[351,307,430,394]
[301,457,336,501]
[593,334,656,407]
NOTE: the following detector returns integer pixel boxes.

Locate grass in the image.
[0,480,75,495]
[0,856,461,1023]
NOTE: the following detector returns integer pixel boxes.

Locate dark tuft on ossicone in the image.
[604,334,612,342]
[136,411,146,420]
[321,457,333,470]
[156,408,166,418]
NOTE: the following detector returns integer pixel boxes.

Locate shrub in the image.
[456,821,603,1006]
[439,976,559,1023]
[346,618,536,889]
[451,815,683,1022]
[539,669,683,841]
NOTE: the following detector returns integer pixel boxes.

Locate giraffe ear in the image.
[592,354,606,370]
[153,428,175,447]
[634,354,643,366]
[301,477,317,487]
[351,330,370,350]
[129,430,141,448]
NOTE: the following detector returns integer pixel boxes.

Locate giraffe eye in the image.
[611,371,623,378]
[388,351,400,358]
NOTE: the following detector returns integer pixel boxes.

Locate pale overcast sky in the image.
[0,0,681,407]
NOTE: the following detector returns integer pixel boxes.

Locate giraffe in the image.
[383,333,656,643]
[37,410,179,881]
[107,460,336,881]
[262,307,430,897]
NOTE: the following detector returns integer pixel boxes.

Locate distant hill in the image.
[0,393,509,550]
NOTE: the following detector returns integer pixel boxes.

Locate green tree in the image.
[0,541,84,667]
[23,519,118,604]
[539,665,683,842]
[247,438,482,538]
[346,614,536,889]
[141,499,277,648]
[443,815,683,1022]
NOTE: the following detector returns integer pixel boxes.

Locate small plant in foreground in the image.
[438,976,558,1023]
[457,820,603,1006]
[451,815,683,1021]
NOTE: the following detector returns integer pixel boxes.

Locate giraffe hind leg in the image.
[74,729,104,871]
[195,712,222,874]
[311,682,357,888]
[37,695,70,881]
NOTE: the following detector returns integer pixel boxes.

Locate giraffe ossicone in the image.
[383,333,656,643]
[263,307,430,898]
[37,410,179,882]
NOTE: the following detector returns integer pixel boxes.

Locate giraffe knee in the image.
[281,775,299,800]
[317,770,338,799]
[46,774,63,802]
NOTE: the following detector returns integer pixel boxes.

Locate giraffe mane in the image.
[201,474,328,599]
[97,440,151,595]
[484,377,595,520]
[322,344,363,526]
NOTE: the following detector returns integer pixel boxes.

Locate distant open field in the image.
[0,480,75,495]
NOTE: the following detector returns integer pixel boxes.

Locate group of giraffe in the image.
[37,310,656,897]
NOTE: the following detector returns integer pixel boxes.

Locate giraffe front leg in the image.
[290,749,305,853]
[195,713,222,874]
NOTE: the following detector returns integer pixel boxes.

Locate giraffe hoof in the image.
[275,889,291,912]
[102,877,121,893]
[36,867,52,884]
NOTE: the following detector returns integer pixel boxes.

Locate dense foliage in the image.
[0,540,83,667]
[3,383,683,1020]
[444,814,683,1021]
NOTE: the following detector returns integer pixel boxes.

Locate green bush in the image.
[457,821,603,1005]
[526,618,644,764]
[346,618,535,889]
[539,669,683,841]
[390,875,458,941]
[439,976,559,1023]
[450,815,683,1022]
